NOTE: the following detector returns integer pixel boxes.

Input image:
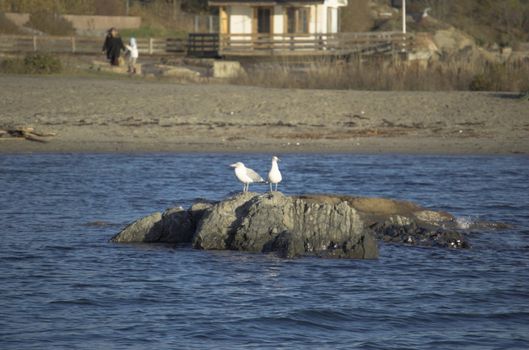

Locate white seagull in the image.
[268,156,282,192]
[230,162,264,192]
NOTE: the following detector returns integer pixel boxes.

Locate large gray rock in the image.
[111,192,471,257]
[194,192,378,259]
[111,212,163,243]
[111,207,197,244]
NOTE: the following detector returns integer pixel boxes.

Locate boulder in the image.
[194,192,378,259]
[111,211,163,243]
[111,206,198,244]
[111,192,472,258]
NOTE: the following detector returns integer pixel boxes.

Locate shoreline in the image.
[1,75,528,155]
[2,138,526,155]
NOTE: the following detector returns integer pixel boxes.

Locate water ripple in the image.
[0,154,528,349]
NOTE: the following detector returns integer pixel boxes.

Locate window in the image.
[286,7,310,34]
[256,7,272,34]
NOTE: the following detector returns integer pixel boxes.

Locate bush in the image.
[0,57,25,74]
[0,53,62,74]
[0,12,22,34]
[24,53,62,74]
[469,73,493,91]
[27,10,75,36]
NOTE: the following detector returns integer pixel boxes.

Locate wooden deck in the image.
[187,31,413,58]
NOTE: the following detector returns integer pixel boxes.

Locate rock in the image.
[193,192,256,250]
[111,207,196,244]
[112,192,474,258]
[213,61,245,78]
[264,231,305,259]
[111,211,163,243]
[194,192,378,259]
[159,208,194,244]
[155,64,201,79]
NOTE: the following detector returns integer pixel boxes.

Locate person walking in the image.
[106,28,125,66]
[124,37,139,74]
[101,27,113,61]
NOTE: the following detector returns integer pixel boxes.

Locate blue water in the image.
[0,154,528,349]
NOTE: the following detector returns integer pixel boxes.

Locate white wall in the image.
[273,6,284,34]
[226,2,344,35]
[330,7,338,33]
[324,0,348,7]
[229,5,252,34]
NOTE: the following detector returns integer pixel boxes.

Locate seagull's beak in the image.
[230,163,237,168]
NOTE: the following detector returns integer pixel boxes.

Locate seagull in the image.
[230,162,264,192]
[268,156,282,192]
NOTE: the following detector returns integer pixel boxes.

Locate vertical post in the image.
[194,16,199,32]
[125,0,130,16]
[172,0,178,20]
[402,0,406,34]
[149,38,153,55]
[71,36,76,53]
[208,15,213,34]
[33,36,37,52]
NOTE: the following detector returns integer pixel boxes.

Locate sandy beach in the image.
[0,75,527,154]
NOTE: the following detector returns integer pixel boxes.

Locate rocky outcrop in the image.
[194,192,377,259]
[111,192,471,258]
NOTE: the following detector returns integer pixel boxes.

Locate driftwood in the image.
[0,126,56,143]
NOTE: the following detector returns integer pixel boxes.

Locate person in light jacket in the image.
[124,37,139,74]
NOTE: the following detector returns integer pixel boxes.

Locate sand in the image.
[0,75,528,154]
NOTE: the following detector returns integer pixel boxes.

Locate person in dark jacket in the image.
[101,28,113,61]
[103,28,125,66]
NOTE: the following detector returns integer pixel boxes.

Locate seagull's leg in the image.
[275,183,278,191]
[269,182,273,192]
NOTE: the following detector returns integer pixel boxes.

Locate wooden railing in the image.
[218,31,413,56]
[187,33,219,58]
[0,35,186,55]
[0,32,414,58]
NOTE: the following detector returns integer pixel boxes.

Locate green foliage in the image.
[0,0,118,15]
[0,57,25,73]
[468,73,493,91]
[27,10,75,35]
[24,53,62,73]
[469,62,529,92]
[0,12,23,34]
[0,53,62,74]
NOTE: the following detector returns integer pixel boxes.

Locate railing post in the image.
[32,36,37,52]
[149,38,153,55]
[71,36,76,53]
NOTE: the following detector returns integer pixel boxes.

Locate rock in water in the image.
[194,192,378,259]
[111,192,471,258]
[111,212,163,243]
[111,203,210,244]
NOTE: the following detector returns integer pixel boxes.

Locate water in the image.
[0,154,528,349]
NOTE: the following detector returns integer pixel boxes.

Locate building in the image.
[209,0,347,36]
[203,0,347,55]
[188,0,410,58]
